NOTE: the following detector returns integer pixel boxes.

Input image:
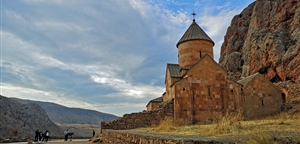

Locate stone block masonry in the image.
[101,100,174,131]
[102,129,224,144]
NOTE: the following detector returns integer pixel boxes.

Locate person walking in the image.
[64,129,69,141]
[93,130,95,137]
[45,130,49,142]
[39,131,43,142]
[34,129,39,142]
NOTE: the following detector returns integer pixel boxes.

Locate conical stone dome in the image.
[176,20,214,47]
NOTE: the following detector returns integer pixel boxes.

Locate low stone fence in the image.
[101,100,174,131]
[102,129,223,144]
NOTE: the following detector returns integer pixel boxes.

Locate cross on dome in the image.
[192,11,196,21]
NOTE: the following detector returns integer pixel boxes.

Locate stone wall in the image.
[243,74,283,119]
[101,100,174,131]
[102,129,223,144]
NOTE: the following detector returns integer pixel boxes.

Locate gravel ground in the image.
[5,139,89,144]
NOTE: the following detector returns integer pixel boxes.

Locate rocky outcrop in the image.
[219,0,300,99]
[0,95,62,142]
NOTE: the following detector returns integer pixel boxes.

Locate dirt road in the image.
[5,139,89,144]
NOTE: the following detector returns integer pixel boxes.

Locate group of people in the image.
[34,129,94,142]
[34,129,50,142]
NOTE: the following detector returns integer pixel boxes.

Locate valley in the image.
[0,95,117,143]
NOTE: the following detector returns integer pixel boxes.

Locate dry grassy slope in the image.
[134,113,300,143]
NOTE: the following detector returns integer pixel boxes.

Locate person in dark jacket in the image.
[39,131,43,141]
[34,129,39,142]
[64,129,69,141]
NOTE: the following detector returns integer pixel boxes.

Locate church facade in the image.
[147,19,284,125]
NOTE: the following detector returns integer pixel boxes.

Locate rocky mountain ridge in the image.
[219,0,300,100]
[0,96,118,142]
[0,95,62,142]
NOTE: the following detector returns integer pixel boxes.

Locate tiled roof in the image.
[181,66,191,70]
[237,73,260,86]
[237,72,282,92]
[149,96,163,103]
[176,20,214,47]
[167,64,181,78]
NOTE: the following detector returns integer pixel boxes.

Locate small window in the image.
[183,88,185,91]
[261,100,264,106]
[200,51,202,58]
[282,93,286,103]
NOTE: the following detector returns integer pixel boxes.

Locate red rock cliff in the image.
[219,0,300,99]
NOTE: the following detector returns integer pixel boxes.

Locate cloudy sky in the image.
[1,0,253,116]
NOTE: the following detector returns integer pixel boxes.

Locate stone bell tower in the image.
[176,17,215,76]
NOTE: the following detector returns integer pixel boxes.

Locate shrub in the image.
[12,129,18,136]
[243,20,250,27]
[155,118,174,132]
[210,113,242,135]
[246,130,273,144]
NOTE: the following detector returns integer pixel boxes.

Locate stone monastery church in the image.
[146,19,284,125]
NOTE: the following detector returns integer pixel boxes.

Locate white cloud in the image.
[129,0,151,17]
[94,102,147,116]
[216,2,231,10]
[34,21,91,33]
[22,0,74,5]
[91,74,164,99]
[1,83,56,101]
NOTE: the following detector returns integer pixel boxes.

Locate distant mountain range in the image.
[12,98,118,125]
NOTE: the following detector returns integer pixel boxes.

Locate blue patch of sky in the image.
[157,0,254,16]
[129,55,170,86]
[2,16,60,52]
[36,67,115,95]
[0,70,18,83]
